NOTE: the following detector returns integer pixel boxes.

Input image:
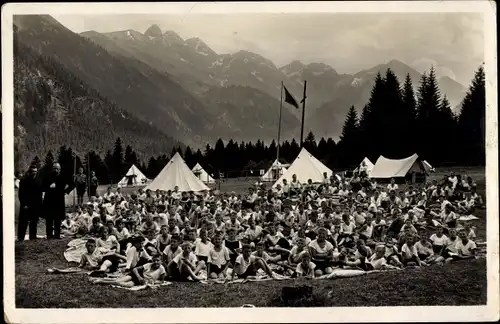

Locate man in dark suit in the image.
[42,162,75,239]
[17,164,43,241]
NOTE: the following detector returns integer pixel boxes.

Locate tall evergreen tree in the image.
[382,69,403,157]
[338,106,360,167]
[401,73,417,155]
[303,131,317,156]
[436,95,458,163]
[416,67,442,160]
[458,65,485,165]
[289,138,300,159]
[104,150,114,183]
[146,156,157,179]
[112,137,124,183]
[363,72,385,159]
[124,145,139,170]
[184,146,194,168]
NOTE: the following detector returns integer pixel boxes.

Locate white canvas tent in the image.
[423,160,435,173]
[117,165,149,187]
[146,153,210,192]
[369,154,426,182]
[192,163,216,184]
[261,159,289,182]
[273,148,332,188]
[354,157,374,176]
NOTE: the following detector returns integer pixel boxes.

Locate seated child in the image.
[288,237,309,269]
[124,236,151,271]
[366,245,398,270]
[414,236,437,264]
[88,216,104,237]
[344,239,373,271]
[252,241,273,263]
[79,238,125,274]
[429,225,448,254]
[454,228,477,260]
[244,218,263,244]
[143,230,159,255]
[195,229,213,263]
[61,214,78,236]
[295,252,316,279]
[167,241,204,281]
[383,236,403,268]
[162,234,182,269]
[401,235,425,267]
[435,228,459,263]
[292,227,312,246]
[309,227,335,276]
[156,225,171,253]
[207,234,231,279]
[224,227,242,266]
[230,244,278,280]
[91,253,165,287]
[96,226,120,252]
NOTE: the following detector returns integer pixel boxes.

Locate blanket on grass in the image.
[111,282,172,291]
[47,267,90,274]
[64,237,93,263]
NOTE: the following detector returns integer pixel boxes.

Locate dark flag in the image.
[283,85,299,108]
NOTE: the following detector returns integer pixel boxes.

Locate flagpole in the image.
[276,81,283,164]
[299,80,307,148]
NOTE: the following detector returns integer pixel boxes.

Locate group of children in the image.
[65,172,483,287]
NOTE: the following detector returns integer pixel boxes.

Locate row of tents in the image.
[73,150,436,194]
[117,162,216,188]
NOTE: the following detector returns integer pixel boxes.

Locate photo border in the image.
[2,1,498,323]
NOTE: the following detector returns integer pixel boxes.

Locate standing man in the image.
[89,170,99,199]
[17,164,43,241]
[74,167,87,206]
[42,162,74,239]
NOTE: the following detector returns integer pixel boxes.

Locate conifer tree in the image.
[339,105,359,167]
[104,150,114,183]
[363,72,385,158]
[458,65,485,165]
[112,137,124,183]
[303,131,317,156]
[401,73,417,155]
[184,146,194,168]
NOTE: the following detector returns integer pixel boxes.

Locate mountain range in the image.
[13,15,468,168]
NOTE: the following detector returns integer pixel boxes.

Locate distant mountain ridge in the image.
[13,16,468,159]
[81,24,467,136]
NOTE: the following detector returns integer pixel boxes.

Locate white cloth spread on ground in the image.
[64,238,90,263]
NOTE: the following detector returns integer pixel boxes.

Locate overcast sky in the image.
[53,12,484,86]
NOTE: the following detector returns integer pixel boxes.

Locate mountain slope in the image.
[200,86,300,142]
[81,26,466,142]
[13,38,182,171]
[14,15,223,147]
[81,27,305,116]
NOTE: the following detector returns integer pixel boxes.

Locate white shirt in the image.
[455,239,476,256]
[414,241,433,256]
[309,239,334,255]
[96,235,118,250]
[387,184,399,192]
[208,246,230,267]
[368,254,387,270]
[173,252,197,268]
[429,234,448,247]
[195,240,214,257]
[402,243,418,258]
[296,261,316,275]
[142,263,166,281]
[234,254,257,275]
